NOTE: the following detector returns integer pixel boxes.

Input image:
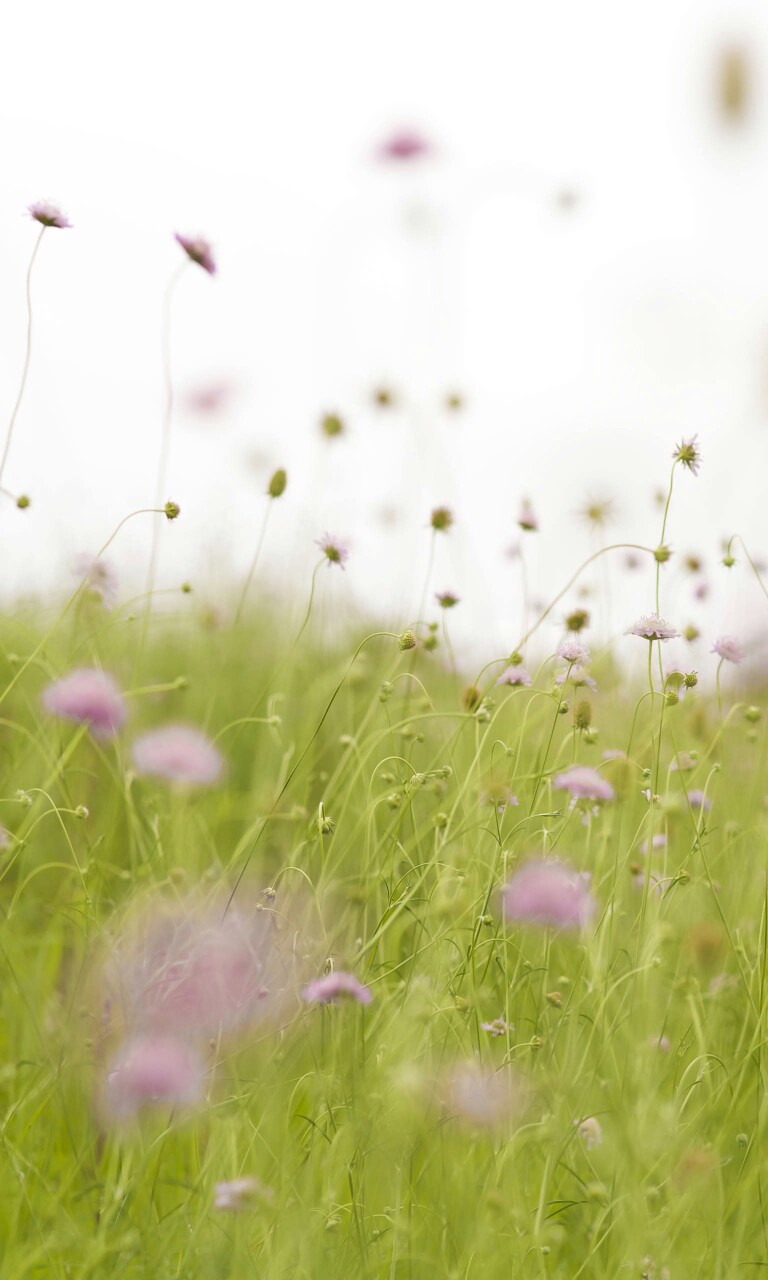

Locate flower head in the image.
[430,506,454,533]
[377,129,432,162]
[435,590,460,609]
[132,725,224,786]
[74,553,118,609]
[517,500,538,532]
[302,970,372,1006]
[481,1017,512,1037]
[214,1177,271,1212]
[575,1115,603,1149]
[42,668,126,737]
[555,666,597,691]
[673,435,702,475]
[554,766,614,802]
[174,232,216,275]
[501,859,596,930]
[104,1036,204,1119]
[28,200,71,229]
[315,534,349,569]
[712,635,744,665]
[686,789,712,812]
[445,1062,525,1129]
[496,665,532,688]
[556,639,591,665]
[625,613,680,641]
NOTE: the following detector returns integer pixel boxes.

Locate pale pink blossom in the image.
[554,766,614,802]
[502,860,596,930]
[640,833,667,855]
[496,665,532,687]
[446,1062,524,1128]
[575,1115,603,1149]
[105,1036,204,1118]
[686,789,711,811]
[671,752,696,772]
[626,614,680,641]
[377,129,432,162]
[28,200,71,229]
[711,635,744,665]
[648,1033,671,1052]
[315,534,349,570]
[132,725,224,786]
[481,1017,512,1037]
[555,666,597,691]
[556,639,591,665]
[518,500,538,532]
[302,970,372,1005]
[175,232,216,275]
[42,668,126,737]
[214,1176,272,1211]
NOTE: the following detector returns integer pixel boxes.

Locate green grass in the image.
[0,569,766,1280]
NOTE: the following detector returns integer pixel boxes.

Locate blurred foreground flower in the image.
[175,232,216,276]
[711,636,743,665]
[105,1036,204,1120]
[555,766,614,803]
[132,725,224,786]
[43,668,126,737]
[315,535,349,569]
[502,860,596,930]
[377,129,432,162]
[214,1176,272,1212]
[28,200,71,229]
[445,1062,527,1130]
[74,553,118,608]
[302,970,372,1006]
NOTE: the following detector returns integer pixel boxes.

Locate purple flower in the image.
[28,200,71,229]
[501,859,596,930]
[105,1036,204,1119]
[556,639,591,665]
[446,1062,524,1129]
[686,789,712,811]
[302,970,372,1006]
[711,635,744,665]
[174,232,216,275]
[554,766,614,802]
[315,534,349,570]
[496,665,532,687]
[132,725,224,786]
[626,614,680,641]
[42,668,126,737]
[481,1017,512,1037]
[673,435,702,476]
[377,129,432,162]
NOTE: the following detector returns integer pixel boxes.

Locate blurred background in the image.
[1,0,768,672]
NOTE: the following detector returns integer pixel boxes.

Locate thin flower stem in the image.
[655,465,676,614]
[0,227,45,493]
[233,499,274,627]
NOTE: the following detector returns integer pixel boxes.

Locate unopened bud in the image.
[164,500,181,521]
[268,468,287,498]
[398,629,417,651]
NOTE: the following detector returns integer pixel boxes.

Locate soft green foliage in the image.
[0,580,767,1280]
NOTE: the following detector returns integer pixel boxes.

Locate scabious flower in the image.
[501,860,596,930]
[174,232,216,275]
[42,668,126,737]
[446,1062,524,1129]
[481,1017,512,1037]
[105,1036,204,1119]
[435,591,460,609]
[555,666,597,691]
[625,614,680,641]
[74,553,118,609]
[556,639,591,665]
[686,790,712,811]
[517,500,538,532]
[673,435,702,475]
[671,751,696,772]
[214,1176,271,1212]
[377,129,432,162]
[496,665,532,688]
[28,200,71,229]
[554,766,614,802]
[132,725,224,786]
[315,534,349,569]
[302,971,372,1006]
[711,635,744,665]
[575,1115,603,1149]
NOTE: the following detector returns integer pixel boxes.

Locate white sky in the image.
[2,0,768,675]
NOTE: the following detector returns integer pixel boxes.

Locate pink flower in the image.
[556,639,591,665]
[626,614,680,641]
[673,435,702,476]
[302,970,372,1005]
[649,1033,671,1052]
[640,833,667,855]
[711,635,743,665]
[315,534,349,570]
[671,752,696,772]
[554,766,614,802]
[496,665,532,687]
[174,232,216,275]
[377,129,432,162]
[686,789,711,811]
[42,668,126,737]
[575,1115,603,1149]
[481,1017,512,1037]
[554,666,597,691]
[132,725,224,786]
[446,1062,524,1128]
[28,200,71,229]
[105,1036,204,1119]
[501,860,596,930]
[74,553,118,608]
[214,1176,272,1211]
[518,500,538,532]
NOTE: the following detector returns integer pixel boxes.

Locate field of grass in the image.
[0,495,766,1280]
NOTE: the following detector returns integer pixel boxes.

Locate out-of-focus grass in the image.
[0,588,766,1279]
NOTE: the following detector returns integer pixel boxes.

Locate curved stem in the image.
[0,227,45,492]
[144,262,187,608]
[233,500,273,627]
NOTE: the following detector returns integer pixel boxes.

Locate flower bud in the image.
[268,468,287,498]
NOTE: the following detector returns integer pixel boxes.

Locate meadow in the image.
[0,211,766,1280]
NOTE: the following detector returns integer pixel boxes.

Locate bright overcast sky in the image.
[2,0,768,673]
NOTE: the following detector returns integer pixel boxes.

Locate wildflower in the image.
[320,412,344,438]
[671,751,696,772]
[42,668,126,737]
[372,386,396,408]
[694,581,709,601]
[445,391,463,411]
[74,553,118,608]
[579,497,614,529]
[496,665,532,688]
[556,639,590,665]
[315,534,349,569]
[684,671,698,688]
[105,1036,204,1119]
[377,128,432,161]
[481,1017,512,1037]
[654,544,673,564]
[28,200,71,229]
[711,635,744,665]
[174,232,216,275]
[501,859,596,930]
[16,494,31,509]
[132,725,224,786]
[640,833,667,855]
[625,613,680,641]
[398,629,417,651]
[478,779,519,812]
[164,500,181,520]
[648,1033,671,1052]
[686,789,712,811]
[575,1116,603,1149]
[684,624,700,642]
[446,1062,524,1128]
[565,608,590,633]
[302,971,372,1006]
[430,506,453,533]
[673,435,702,475]
[554,766,614,802]
[517,500,538,532]
[435,590,460,609]
[214,1177,271,1211]
[555,665,597,692]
